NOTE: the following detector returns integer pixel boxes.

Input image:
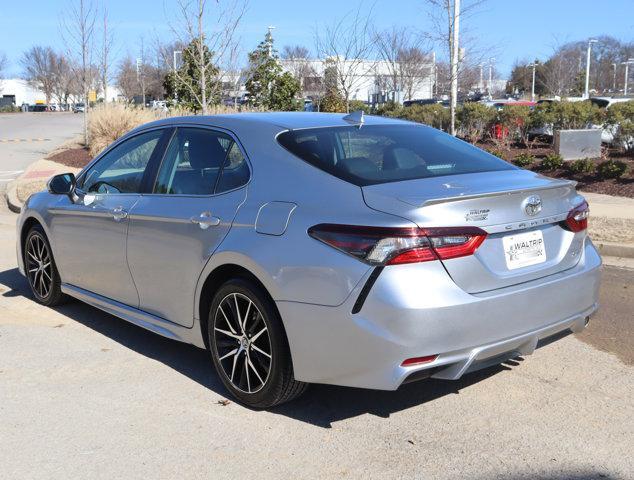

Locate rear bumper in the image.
[277,239,601,390]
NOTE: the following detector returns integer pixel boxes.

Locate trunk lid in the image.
[362,170,587,293]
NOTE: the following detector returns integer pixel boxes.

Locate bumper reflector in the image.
[401,355,438,367]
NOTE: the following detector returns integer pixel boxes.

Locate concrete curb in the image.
[5,180,22,214]
[594,241,634,259]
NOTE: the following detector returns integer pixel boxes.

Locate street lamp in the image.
[584,38,598,99]
[612,63,617,92]
[172,50,182,70]
[527,61,538,102]
[622,58,634,96]
[488,57,495,95]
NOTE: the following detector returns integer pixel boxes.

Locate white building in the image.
[0,78,121,107]
[0,79,45,106]
[280,57,436,104]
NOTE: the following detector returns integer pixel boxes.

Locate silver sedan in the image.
[16,112,601,407]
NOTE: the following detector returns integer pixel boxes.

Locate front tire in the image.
[208,278,307,408]
[23,225,67,306]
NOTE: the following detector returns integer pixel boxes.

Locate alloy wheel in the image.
[25,233,53,300]
[213,292,272,394]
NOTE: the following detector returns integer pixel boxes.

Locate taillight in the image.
[564,201,589,233]
[308,224,487,266]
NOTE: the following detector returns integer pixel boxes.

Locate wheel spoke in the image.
[219,348,239,361]
[247,355,264,386]
[219,305,238,334]
[233,294,244,333]
[242,300,253,330]
[251,343,271,359]
[229,351,239,382]
[244,354,251,393]
[214,327,241,340]
[250,327,267,343]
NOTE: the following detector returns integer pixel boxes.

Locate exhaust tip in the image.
[584,316,590,327]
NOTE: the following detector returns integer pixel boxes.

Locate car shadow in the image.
[0,266,516,428]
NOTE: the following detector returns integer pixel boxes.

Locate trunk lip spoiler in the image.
[401,179,577,207]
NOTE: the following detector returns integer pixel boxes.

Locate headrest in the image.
[186,131,227,170]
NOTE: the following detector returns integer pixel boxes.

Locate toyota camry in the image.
[16,112,601,407]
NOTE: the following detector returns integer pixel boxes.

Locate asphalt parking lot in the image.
[0,197,633,479]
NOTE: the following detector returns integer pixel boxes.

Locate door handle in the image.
[190,211,221,230]
[110,206,128,221]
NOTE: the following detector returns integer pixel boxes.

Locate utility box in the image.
[554,129,602,161]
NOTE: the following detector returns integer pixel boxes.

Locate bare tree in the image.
[540,42,581,96]
[167,0,247,114]
[0,51,8,94]
[61,0,97,144]
[374,27,432,101]
[314,4,376,112]
[51,54,76,106]
[99,6,114,102]
[116,57,139,102]
[424,0,489,134]
[21,46,57,105]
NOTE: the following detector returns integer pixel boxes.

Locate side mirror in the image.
[47,173,76,196]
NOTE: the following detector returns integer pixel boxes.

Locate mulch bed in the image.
[476,140,634,198]
[47,147,92,169]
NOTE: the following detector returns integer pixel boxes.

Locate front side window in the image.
[277,124,515,186]
[82,129,163,194]
[154,127,249,195]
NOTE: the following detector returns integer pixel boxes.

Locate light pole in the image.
[527,61,538,102]
[488,57,495,95]
[173,50,182,70]
[478,63,484,92]
[584,38,598,99]
[623,59,634,96]
[612,63,617,92]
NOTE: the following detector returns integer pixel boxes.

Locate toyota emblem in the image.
[523,195,542,216]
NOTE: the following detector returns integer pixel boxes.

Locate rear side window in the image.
[154,128,249,195]
[277,124,515,186]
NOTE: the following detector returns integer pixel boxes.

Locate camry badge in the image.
[523,195,542,216]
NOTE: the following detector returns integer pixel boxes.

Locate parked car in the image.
[589,97,633,146]
[73,103,85,113]
[17,112,601,407]
[403,99,442,107]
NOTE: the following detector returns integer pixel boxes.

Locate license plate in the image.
[502,230,546,270]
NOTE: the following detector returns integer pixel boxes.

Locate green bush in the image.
[548,100,605,130]
[541,153,564,170]
[486,148,507,160]
[374,101,402,117]
[606,100,634,146]
[0,105,19,113]
[513,153,535,167]
[498,105,532,146]
[568,158,595,174]
[596,160,629,179]
[348,100,371,114]
[457,102,496,143]
[400,103,451,131]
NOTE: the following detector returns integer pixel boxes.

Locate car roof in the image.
[133,111,409,134]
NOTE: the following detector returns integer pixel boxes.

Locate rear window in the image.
[277,124,515,186]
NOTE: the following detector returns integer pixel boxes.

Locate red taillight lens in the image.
[308,224,487,266]
[401,355,438,367]
[564,201,589,233]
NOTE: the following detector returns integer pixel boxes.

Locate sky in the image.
[1,0,632,79]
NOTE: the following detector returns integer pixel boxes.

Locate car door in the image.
[48,128,170,306]
[126,127,250,327]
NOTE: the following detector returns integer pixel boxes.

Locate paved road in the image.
[0,194,632,479]
[0,112,82,187]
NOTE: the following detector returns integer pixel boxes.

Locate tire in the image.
[207,278,307,408]
[23,225,67,307]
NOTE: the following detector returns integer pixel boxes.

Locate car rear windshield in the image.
[277,124,515,186]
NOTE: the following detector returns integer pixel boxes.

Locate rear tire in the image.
[207,278,307,408]
[23,225,67,307]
